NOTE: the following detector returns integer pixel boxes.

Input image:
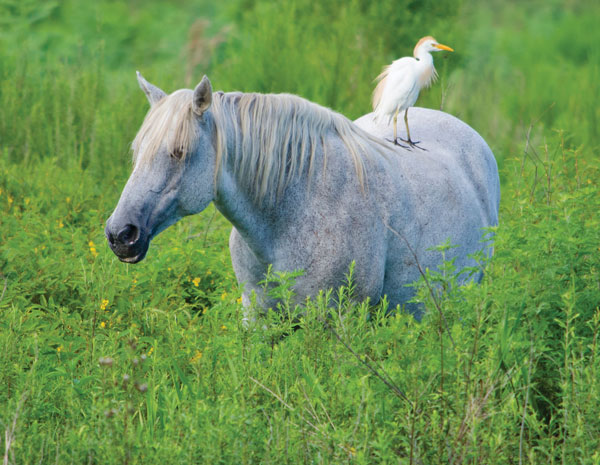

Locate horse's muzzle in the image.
[105,222,149,264]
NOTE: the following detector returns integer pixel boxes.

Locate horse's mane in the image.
[133,89,387,204]
[132,89,199,166]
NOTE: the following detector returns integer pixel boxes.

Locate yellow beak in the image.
[434,43,454,52]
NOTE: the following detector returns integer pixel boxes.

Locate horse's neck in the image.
[213,131,276,264]
[211,91,332,262]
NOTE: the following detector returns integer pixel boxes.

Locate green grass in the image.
[1,0,599,463]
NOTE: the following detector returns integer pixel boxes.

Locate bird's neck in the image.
[414,50,434,66]
[414,52,437,89]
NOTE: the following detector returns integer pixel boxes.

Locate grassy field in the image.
[1,0,599,463]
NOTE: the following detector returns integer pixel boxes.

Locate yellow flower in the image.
[66,197,71,203]
[56,345,63,353]
[221,325,227,330]
[220,292,227,300]
[100,299,109,311]
[24,197,30,205]
[58,220,64,228]
[236,296,243,304]
[89,241,98,258]
[206,270,212,275]
[192,277,201,287]
[190,350,203,363]
[7,195,13,205]
[100,321,106,328]
[349,446,356,456]
[147,347,154,356]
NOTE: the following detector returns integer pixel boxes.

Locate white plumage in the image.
[373,36,453,148]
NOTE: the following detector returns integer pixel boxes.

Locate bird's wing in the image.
[372,65,391,111]
[373,57,419,124]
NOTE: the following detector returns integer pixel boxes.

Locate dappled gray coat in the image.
[105,74,500,320]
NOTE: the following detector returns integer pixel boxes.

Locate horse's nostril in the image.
[107,230,116,246]
[117,224,140,245]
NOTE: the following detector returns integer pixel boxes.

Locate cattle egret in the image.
[372,36,453,148]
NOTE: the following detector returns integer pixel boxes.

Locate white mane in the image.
[132,89,198,165]
[133,89,388,204]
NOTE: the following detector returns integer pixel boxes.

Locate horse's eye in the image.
[170,148,183,160]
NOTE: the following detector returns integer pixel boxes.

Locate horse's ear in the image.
[192,75,212,116]
[136,71,167,106]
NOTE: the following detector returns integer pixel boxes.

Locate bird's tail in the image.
[372,108,385,125]
[372,106,394,126]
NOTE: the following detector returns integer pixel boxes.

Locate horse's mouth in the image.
[119,250,147,264]
[114,241,149,263]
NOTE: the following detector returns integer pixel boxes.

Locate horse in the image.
[105,73,500,320]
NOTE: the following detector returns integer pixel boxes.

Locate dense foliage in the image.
[1,0,599,463]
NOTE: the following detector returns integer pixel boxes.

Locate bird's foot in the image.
[399,138,427,151]
[386,138,410,149]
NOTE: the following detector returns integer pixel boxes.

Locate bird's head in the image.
[413,36,454,57]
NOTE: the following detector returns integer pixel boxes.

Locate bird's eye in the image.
[170,148,184,160]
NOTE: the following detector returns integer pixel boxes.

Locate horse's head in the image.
[105,73,216,263]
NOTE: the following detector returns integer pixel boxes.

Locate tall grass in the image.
[1,0,599,463]
[213,0,459,117]
[444,1,600,166]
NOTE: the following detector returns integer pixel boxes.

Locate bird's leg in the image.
[386,108,408,148]
[404,109,413,143]
[400,108,426,151]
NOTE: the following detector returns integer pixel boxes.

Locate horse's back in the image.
[355,107,500,228]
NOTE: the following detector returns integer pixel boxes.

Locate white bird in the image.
[372,36,454,149]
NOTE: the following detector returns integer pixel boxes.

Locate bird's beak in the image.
[434,43,454,52]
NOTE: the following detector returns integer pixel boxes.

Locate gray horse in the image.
[105,73,500,319]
